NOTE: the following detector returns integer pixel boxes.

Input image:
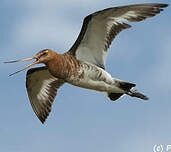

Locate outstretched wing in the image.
[68,3,168,69]
[26,67,65,123]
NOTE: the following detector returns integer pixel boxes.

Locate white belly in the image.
[66,62,125,93]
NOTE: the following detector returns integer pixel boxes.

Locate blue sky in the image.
[1,0,171,152]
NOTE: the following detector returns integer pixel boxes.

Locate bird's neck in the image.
[46,53,80,79]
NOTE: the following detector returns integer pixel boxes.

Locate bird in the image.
[5,3,168,123]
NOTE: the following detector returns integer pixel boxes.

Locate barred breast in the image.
[47,53,114,91]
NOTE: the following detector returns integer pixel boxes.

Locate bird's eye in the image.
[42,51,48,56]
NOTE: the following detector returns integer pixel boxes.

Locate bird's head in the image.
[5,49,57,76]
[35,49,57,64]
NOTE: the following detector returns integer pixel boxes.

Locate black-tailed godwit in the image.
[5,3,168,123]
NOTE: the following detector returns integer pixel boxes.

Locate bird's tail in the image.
[107,79,148,101]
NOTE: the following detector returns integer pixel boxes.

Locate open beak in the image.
[4,56,39,76]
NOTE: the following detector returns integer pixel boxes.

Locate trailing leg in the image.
[106,78,148,101]
[126,90,149,100]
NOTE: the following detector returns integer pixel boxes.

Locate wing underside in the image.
[68,3,168,69]
[26,67,64,123]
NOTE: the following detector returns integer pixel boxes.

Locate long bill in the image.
[5,57,39,76]
[4,57,34,63]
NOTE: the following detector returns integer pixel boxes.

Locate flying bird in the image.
[5,3,168,123]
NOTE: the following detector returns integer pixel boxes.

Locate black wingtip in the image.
[39,116,46,124]
[160,4,169,8]
[153,3,169,12]
[40,119,46,124]
[150,3,169,8]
